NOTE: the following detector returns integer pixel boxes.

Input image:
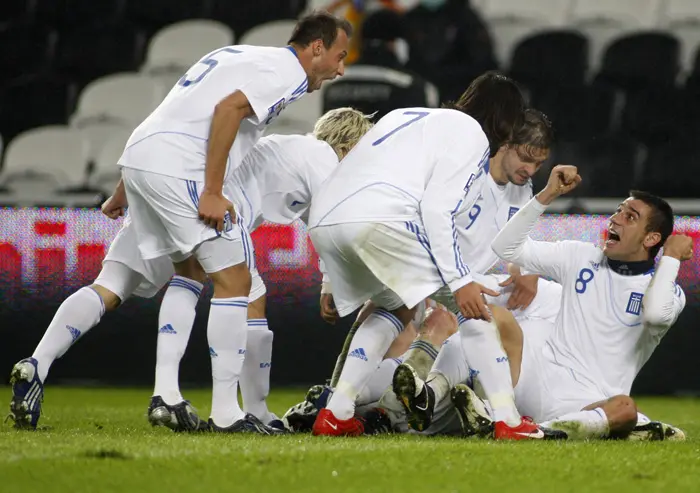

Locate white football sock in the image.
[426,333,470,404]
[32,287,105,382]
[208,296,248,427]
[357,357,400,406]
[401,338,440,380]
[636,412,651,426]
[541,408,610,439]
[153,276,203,405]
[327,308,403,420]
[458,315,520,427]
[240,319,274,423]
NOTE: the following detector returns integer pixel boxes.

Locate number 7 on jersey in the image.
[372,111,430,146]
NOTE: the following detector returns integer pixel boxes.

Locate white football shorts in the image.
[514,319,606,422]
[122,167,251,274]
[309,221,447,317]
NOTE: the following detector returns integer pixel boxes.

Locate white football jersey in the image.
[309,108,490,291]
[492,198,686,398]
[227,134,339,231]
[456,174,533,274]
[118,45,308,181]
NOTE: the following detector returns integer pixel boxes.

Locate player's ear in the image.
[644,231,661,250]
[312,39,324,57]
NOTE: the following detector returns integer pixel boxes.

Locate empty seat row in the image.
[0,0,304,37]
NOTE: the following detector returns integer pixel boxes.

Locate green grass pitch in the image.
[1,387,699,493]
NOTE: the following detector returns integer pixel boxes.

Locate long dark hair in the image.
[444,72,525,157]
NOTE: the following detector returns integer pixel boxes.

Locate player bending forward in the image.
[8,108,369,431]
[307,72,527,436]
[399,165,691,440]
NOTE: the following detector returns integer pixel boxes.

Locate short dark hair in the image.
[288,10,353,49]
[510,108,554,153]
[444,72,526,157]
[629,189,674,259]
[361,9,404,42]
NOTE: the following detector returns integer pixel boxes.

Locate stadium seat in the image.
[660,0,700,73]
[680,56,700,136]
[88,129,132,195]
[124,0,213,34]
[0,126,90,192]
[55,22,146,86]
[0,74,77,141]
[34,0,124,28]
[547,137,643,197]
[479,0,569,69]
[569,0,664,73]
[70,73,167,162]
[239,19,298,47]
[621,88,682,146]
[510,30,588,86]
[212,0,304,38]
[142,20,235,88]
[0,0,31,24]
[637,137,699,197]
[596,32,680,89]
[0,23,57,75]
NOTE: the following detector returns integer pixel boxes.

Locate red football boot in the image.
[312,408,365,436]
[494,417,567,440]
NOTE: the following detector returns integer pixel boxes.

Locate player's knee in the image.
[420,309,458,344]
[607,395,638,434]
[90,284,121,312]
[173,256,206,283]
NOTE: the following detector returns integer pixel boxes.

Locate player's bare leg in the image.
[10,261,141,429]
[540,395,637,440]
[149,256,207,432]
[313,301,415,437]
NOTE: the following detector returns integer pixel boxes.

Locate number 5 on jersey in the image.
[178,47,241,87]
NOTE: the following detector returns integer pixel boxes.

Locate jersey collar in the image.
[286,45,299,58]
[607,258,655,276]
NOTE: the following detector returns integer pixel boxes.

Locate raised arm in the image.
[643,235,691,330]
[491,165,582,283]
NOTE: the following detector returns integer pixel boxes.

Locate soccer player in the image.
[457,165,691,440]
[307,71,526,436]
[302,108,555,437]
[391,109,561,439]
[4,13,351,429]
[148,107,374,431]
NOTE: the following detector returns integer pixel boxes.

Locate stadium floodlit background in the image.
[1,0,699,394]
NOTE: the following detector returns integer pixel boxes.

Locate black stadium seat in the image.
[596,32,680,89]
[0,74,76,140]
[638,137,700,197]
[212,0,305,38]
[34,0,124,29]
[0,23,57,75]
[510,30,588,87]
[547,137,642,197]
[55,21,146,86]
[124,0,213,34]
[0,0,31,25]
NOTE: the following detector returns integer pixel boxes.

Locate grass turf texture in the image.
[1,388,699,493]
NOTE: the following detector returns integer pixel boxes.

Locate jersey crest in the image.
[625,292,644,315]
[507,206,519,220]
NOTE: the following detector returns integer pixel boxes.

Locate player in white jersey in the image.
[388,109,567,439]
[307,72,528,437]
[147,108,374,431]
[476,165,690,440]
[117,12,350,434]
[6,107,371,430]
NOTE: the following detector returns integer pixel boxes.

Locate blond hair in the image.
[313,107,374,159]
